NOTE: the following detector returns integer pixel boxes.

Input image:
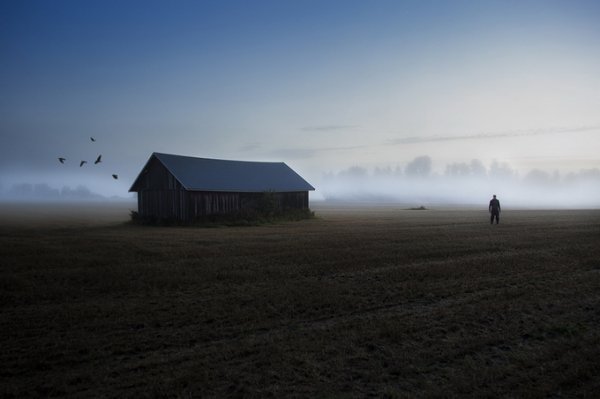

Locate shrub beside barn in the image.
[129,152,315,222]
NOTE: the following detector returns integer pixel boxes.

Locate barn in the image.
[129,152,315,222]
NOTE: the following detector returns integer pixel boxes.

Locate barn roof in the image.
[129,152,315,192]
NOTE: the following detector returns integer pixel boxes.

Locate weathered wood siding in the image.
[135,157,189,220]
[138,190,189,220]
[278,191,309,209]
[135,157,310,221]
[187,192,241,216]
[238,192,309,210]
[186,191,309,218]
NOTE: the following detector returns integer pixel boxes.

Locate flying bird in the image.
[112,174,118,179]
[58,157,66,164]
[90,137,96,142]
[80,161,87,167]
[94,154,102,164]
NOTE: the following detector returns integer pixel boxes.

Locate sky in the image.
[1,0,599,204]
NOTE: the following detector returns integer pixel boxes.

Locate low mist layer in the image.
[0,182,134,203]
[2,156,598,209]
[319,157,600,208]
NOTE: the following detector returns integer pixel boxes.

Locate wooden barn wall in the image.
[187,191,309,218]
[238,192,308,210]
[279,191,309,209]
[138,190,189,220]
[186,191,239,217]
[139,187,309,221]
[136,157,189,219]
[134,157,310,221]
[136,157,182,191]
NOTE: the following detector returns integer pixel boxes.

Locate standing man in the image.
[489,194,501,224]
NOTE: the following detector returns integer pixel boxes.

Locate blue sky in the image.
[1,0,599,198]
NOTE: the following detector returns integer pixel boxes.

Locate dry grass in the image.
[1,202,599,398]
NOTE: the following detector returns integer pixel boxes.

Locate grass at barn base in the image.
[129,207,315,227]
[1,203,599,397]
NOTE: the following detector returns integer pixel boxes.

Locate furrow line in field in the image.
[107,281,520,379]
[117,261,591,382]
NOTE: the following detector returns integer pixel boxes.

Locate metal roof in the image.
[130,152,315,192]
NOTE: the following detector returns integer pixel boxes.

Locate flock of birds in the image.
[58,137,118,180]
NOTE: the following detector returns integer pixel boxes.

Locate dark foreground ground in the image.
[1,202,600,398]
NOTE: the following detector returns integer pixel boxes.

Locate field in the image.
[1,202,600,398]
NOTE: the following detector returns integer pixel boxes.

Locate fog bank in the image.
[0,182,135,203]
[318,158,600,209]
[2,157,598,209]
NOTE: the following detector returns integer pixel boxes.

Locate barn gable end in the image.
[129,153,314,221]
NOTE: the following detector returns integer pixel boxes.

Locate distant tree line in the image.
[325,155,600,185]
[0,183,128,201]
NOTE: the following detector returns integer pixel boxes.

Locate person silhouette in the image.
[489,194,501,224]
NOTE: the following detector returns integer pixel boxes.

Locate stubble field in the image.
[1,202,600,398]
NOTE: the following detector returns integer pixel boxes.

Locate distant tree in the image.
[470,159,487,178]
[72,185,93,199]
[489,160,516,180]
[322,171,336,181]
[405,156,432,178]
[552,170,560,183]
[433,159,487,179]
[394,165,403,177]
[9,183,33,198]
[576,168,600,180]
[565,168,600,183]
[445,162,470,177]
[34,183,60,199]
[338,166,368,179]
[60,185,103,200]
[524,169,551,185]
[374,166,393,177]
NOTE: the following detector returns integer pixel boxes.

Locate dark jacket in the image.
[489,198,501,213]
